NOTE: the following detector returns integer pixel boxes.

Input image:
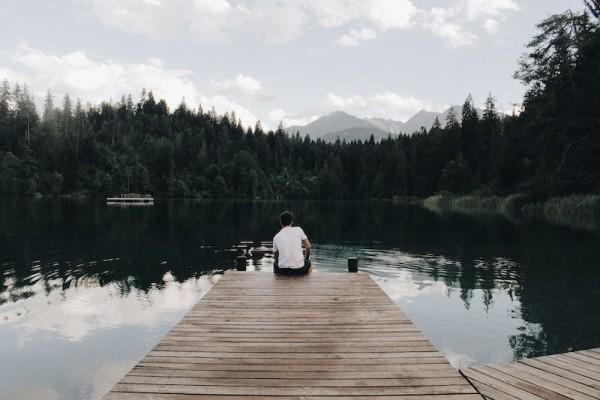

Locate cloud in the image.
[1,44,260,128]
[88,0,418,44]
[421,0,519,46]
[325,91,437,122]
[7,272,214,343]
[200,94,260,127]
[210,73,262,95]
[483,18,500,34]
[364,0,417,30]
[86,0,518,48]
[461,0,519,20]
[335,28,377,47]
[269,108,319,128]
[424,7,478,47]
[87,0,517,47]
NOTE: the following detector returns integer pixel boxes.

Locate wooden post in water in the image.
[348,257,358,273]
[236,256,247,271]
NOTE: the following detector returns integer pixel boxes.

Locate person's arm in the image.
[303,238,311,259]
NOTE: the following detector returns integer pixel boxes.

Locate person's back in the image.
[273,211,311,274]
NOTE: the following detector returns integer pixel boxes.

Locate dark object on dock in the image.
[348,257,358,272]
[235,255,247,271]
[102,271,480,399]
[461,347,600,399]
[211,269,225,275]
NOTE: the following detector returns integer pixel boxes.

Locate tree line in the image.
[0,3,599,200]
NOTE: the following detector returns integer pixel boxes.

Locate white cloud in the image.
[335,28,377,47]
[200,94,260,127]
[90,0,241,42]
[1,44,260,128]
[269,108,319,128]
[325,91,437,122]
[4,272,214,343]
[365,0,417,30]
[424,7,478,47]
[461,0,519,20]
[483,18,500,34]
[210,73,262,95]
[421,0,519,46]
[87,0,517,47]
[88,0,418,44]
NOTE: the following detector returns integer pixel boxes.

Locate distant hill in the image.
[365,117,404,134]
[284,106,476,142]
[286,111,375,138]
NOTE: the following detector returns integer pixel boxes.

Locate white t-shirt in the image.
[273,226,307,269]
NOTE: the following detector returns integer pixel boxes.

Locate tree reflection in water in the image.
[0,198,599,360]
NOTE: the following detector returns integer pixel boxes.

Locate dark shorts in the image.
[274,259,311,275]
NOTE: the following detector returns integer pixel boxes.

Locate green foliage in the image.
[0,4,598,200]
[521,194,600,229]
[439,155,473,194]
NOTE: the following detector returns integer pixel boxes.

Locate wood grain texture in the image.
[461,348,600,400]
[103,271,479,399]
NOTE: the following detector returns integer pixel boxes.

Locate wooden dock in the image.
[461,348,600,400]
[103,271,481,399]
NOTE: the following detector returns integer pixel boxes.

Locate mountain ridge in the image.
[285,106,471,142]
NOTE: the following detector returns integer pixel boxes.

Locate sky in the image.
[0,0,582,130]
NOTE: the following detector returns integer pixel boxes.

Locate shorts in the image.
[273,258,311,275]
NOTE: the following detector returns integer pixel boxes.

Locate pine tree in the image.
[460,95,480,174]
[63,94,73,136]
[42,90,57,135]
[585,0,600,18]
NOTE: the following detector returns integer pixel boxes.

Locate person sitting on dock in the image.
[273,211,311,275]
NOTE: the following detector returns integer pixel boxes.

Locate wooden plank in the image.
[577,350,600,361]
[140,356,451,366]
[509,362,600,399]
[487,363,596,400]
[110,383,477,396]
[128,366,461,379]
[520,359,600,390]
[105,393,485,400]
[562,353,600,367]
[462,368,547,400]
[103,271,478,399]
[138,360,453,371]
[461,348,600,400]
[542,356,600,380]
[120,375,470,387]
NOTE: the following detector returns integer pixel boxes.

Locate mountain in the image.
[286,111,376,138]
[365,117,404,134]
[284,106,478,142]
[402,110,443,133]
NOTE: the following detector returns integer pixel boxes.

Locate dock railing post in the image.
[348,257,358,273]
[236,256,247,271]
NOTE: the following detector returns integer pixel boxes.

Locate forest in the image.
[0,2,599,201]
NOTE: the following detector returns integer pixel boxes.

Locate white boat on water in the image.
[106,194,154,206]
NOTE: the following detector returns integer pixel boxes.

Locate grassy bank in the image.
[422,193,600,230]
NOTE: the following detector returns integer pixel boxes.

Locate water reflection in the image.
[0,198,599,399]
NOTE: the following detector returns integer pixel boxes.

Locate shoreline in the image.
[421,193,600,231]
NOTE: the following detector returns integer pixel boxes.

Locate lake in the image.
[0,198,599,400]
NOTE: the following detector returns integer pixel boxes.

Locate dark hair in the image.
[279,211,293,226]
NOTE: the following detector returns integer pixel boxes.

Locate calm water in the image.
[1,199,599,399]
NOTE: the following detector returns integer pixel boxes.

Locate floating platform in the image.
[102,271,481,399]
[461,348,600,399]
[106,196,154,206]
